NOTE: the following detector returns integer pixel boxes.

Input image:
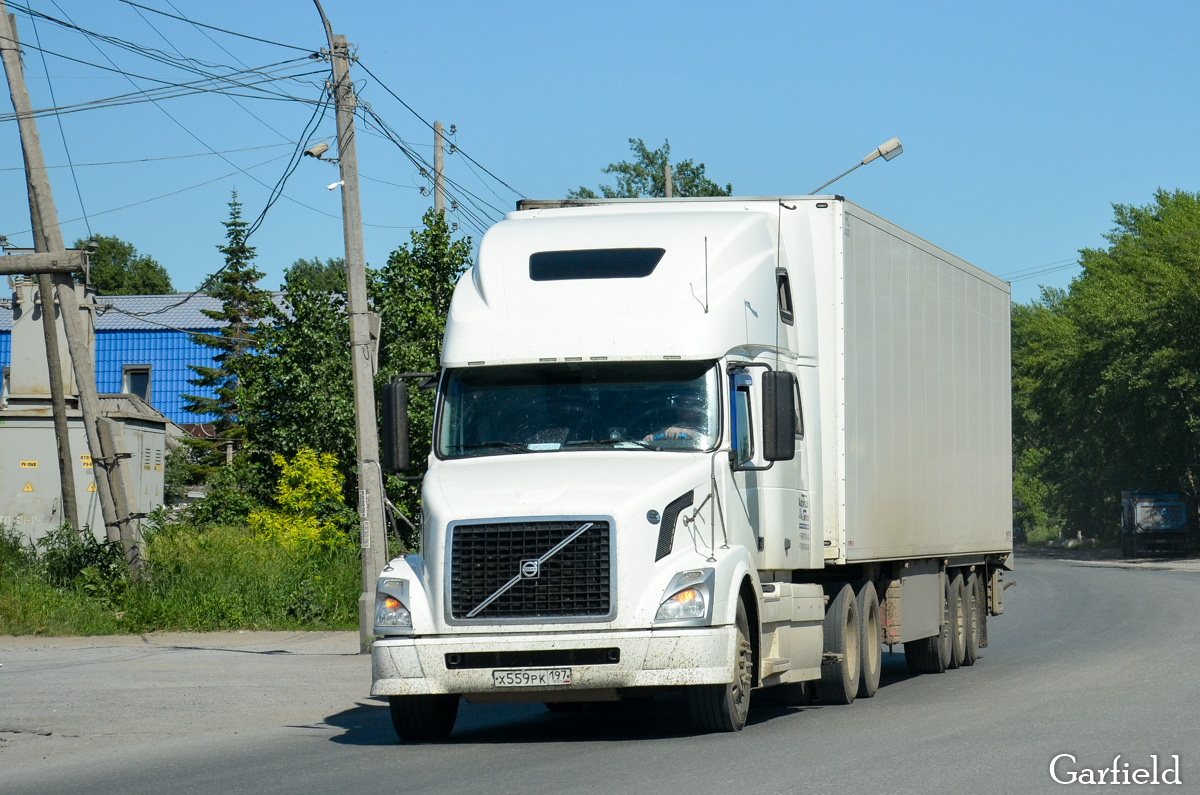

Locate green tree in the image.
[568,138,732,199]
[1014,189,1200,539]
[78,234,173,295]
[239,277,355,479]
[181,191,270,452]
[283,256,345,292]
[373,209,473,530]
[236,209,471,544]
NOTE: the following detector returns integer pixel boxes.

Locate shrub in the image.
[248,448,356,548]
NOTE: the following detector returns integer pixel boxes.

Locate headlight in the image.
[374,579,412,633]
[654,569,715,625]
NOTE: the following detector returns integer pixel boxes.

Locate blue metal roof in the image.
[0,293,225,333]
[1,293,286,424]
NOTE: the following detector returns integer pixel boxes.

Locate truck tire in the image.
[816,584,859,705]
[947,573,966,670]
[963,573,981,666]
[856,582,881,699]
[688,599,753,732]
[1121,534,1134,557]
[388,694,459,743]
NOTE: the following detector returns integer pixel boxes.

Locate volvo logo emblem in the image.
[520,559,540,579]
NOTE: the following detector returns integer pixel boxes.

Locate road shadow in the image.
[328,651,929,746]
[325,689,809,746]
[324,698,397,746]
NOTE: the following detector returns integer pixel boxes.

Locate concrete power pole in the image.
[29,201,81,534]
[664,163,673,198]
[0,5,139,572]
[314,2,388,653]
[433,120,445,214]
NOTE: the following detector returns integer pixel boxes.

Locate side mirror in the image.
[380,377,410,473]
[761,370,796,462]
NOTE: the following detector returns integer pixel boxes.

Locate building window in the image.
[122,364,152,403]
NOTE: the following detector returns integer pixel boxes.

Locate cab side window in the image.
[734,385,753,465]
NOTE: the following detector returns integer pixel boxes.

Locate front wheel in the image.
[688,599,753,732]
[388,694,459,743]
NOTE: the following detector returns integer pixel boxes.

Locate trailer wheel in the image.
[816,584,859,705]
[1122,534,1134,557]
[388,694,459,743]
[688,599,753,732]
[856,582,881,699]
[947,573,966,669]
[963,573,981,666]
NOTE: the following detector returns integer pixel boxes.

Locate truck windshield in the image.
[438,361,720,458]
[1136,502,1186,531]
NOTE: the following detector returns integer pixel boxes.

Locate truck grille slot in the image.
[450,520,612,620]
[445,648,620,669]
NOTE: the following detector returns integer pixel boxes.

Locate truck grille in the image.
[449,520,612,620]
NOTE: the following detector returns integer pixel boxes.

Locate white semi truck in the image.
[371,195,1013,740]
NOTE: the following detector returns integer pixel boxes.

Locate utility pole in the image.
[313,1,388,653]
[664,163,673,198]
[31,217,81,535]
[433,120,445,215]
[0,4,140,574]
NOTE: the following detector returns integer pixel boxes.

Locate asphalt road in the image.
[2,554,1198,794]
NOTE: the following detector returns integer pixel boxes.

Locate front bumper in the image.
[371,627,735,697]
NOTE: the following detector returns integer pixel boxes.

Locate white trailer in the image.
[371,196,1013,740]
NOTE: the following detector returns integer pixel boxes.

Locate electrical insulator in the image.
[451,200,458,210]
[449,124,456,134]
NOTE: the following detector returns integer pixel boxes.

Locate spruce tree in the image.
[182,191,269,455]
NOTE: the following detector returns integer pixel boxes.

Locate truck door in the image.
[726,365,807,569]
[726,370,763,566]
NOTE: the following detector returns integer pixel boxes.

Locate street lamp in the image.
[809,137,903,194]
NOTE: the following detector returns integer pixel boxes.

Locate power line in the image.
[96,302,231,342]
[114,0,312,53]
[9,2,317,87]
[356,104,501,235]
[27,9,89,235]
[1,152,293,241]
[0,140,323,170]
[124,0,296,143]
[163,0,252,69]
[42,0,349,235]
[356,59,524,199]
[0,59,323,122]
[245,93,331,237]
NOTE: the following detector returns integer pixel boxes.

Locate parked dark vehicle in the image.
[1121,491,1187,556]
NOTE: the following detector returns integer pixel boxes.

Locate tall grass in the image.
[0,520,360,636]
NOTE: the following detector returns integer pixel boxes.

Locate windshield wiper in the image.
[563,437,654,449]
[455,441,530,454]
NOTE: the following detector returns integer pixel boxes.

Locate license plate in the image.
[491,667,572,687]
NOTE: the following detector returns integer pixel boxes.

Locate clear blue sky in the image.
[2,0,1198,305]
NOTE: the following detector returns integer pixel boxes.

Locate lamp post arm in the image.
[809,161,863,195]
